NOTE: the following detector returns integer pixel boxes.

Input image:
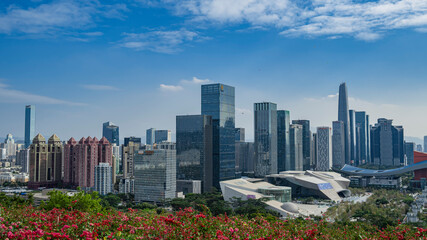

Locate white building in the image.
[94,163,113,195]
[119,177,134,194]
[316,127,332,171]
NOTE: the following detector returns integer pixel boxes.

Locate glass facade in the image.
[254,102,278,177]
[201,83,235,188]
[146,128,155,145]
[277,110,290,172]
[355,111,367,165]
[349,110,356,163]
[176,115,213,192]
[338,83,351,165]
[290,124,303,171]
[292,120,311,170]
[155,130,171,143]
[25,105,35,148]
[102,122,119,146]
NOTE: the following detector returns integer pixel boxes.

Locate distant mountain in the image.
[405,136,423,145]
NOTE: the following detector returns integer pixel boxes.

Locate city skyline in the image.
[1,1,427,142]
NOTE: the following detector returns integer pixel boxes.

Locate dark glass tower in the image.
[338,83,351,164]
[176,115,213,193]
[102,122,119,146]
[349,110,356,163]
[355,111,367,165]
[25,105,36,148]
[254,102,278,177]
[201,83,235,188]
[277,110,290,172]
[292,120,311,170]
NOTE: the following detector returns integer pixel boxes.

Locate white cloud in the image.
[82,84,119,91]
[0,0,126,38]
[0,80,84,106]
[181,77,210,84]
[162,0,427,40]
[119,29,202,53]
[159,84,183,91]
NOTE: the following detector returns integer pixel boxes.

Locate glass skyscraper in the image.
[338,83,351,164]
[201,83,235,188]
[254,102,278,177]
[349,109,356,163]
[176,115,213,193]
[277,110,290,172]
[146,128,155,145]
[292,120,311,170]
[355,111,367,165]
[102,121,119,146]
[25,105,35,148]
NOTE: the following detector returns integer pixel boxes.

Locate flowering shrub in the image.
[0,205,426,240]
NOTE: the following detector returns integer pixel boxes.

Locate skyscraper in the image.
[292,120,311,170]
[28,134,62,189]
[25,105,35,148]
[371,118,404,166]
[332,121,345,169]
[122,137,141,178]
[424,136,427,153]
[254,102,278,177]
[355,111,367,165]
[277,110,290,172]
[94,162,113,195]
[366,115,371,163]
[289,124,303,171]
[405,142,415,165]
[176,115,213,193]
[4,134,16,158]
[316,127,332,171]
[155,130,172,143]
[338,83,350,165]
[146,128,155,145]
[102,122,119,146]
[201,83,235,187]
[349,109,356,163]
[235,128,245,142]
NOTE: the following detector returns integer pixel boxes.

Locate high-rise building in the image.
[134,149,176,203]
[236,142,255,173]
[316,127,332,171]
[122,137,141,178]
[292,120,311,170]
[4,134,16,158]
[94,162,113,195]
[355,111,367,165]
[311,133,317,169]
[235,128,245,142]
[366,115,371,163]
[349,110,356,163]
[146,128,155,145]
[201,83,235,187]
[289,124,303,171]
[424,136,427,153]
[28,134,62,189]
[155,130,172,143]
[277,110,290,172]
[405,142,415,165]
[17,148,29,173]
[176,115,213,193]
[25,105,36,148]
[371,118,404,166]
[254,102,278,177]
[338,83,351,165]
[332,121,345,169]
[102,122,119,146]
[112,143,121,174]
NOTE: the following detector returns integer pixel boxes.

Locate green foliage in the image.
[40,190,103,213]
[231,197,280,218]
[100,193,121,208]
[0,192,32,207]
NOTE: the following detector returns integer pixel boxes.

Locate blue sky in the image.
[1,0,427,143]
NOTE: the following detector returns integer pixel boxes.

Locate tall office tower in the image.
[405,142,415,165]
[292,120,311,170]
[235,128,245,142]
[277,110,290,172]
[134,149,176,203]
[424,136,427,153]
[349,110,356,163]
[4,134,16,158]
[146,128,155,145]
[316,127,332,171]
[311,133,317,169]
[332,121,345,169]
[112,143,121,175]
[201,83,235,187]
[366,115,371,163]
[25,105,36,148]
[289,124,303,171]
[338,83,351,165]
[416,144,423,152]
[64,137,112,189]
[17,148,29,173]
[94,162,113,195]
[155,130,172,143]
[176,115,213,193]
[254,102,278,177]
[28,134,62,189]
[355,111,367,165]
[102,122,119,146]
[371,118,404,166]
[236,142,255,173]
[122,137,141,178]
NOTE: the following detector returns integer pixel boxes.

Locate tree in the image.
[40,190,103,213]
